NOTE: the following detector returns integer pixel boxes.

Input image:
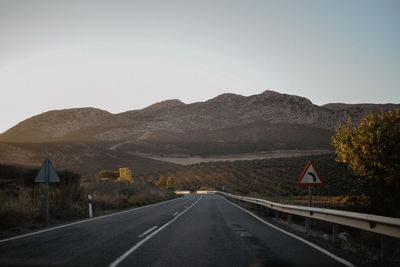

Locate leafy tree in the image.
[199,186,210,191]
[332,110,400,215]
[146,176,154,184]
[156,176,166,188]
[118,168,133,184]
[95,170,119,180]
[166,177,177,190]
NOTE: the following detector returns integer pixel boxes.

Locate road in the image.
[0,194,351,267]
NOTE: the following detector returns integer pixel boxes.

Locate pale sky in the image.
[0,0,399,133]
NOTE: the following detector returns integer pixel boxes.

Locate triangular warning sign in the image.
[35,158,60,183]
[297,161,324,186]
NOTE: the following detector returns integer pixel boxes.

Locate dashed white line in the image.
[137,226,158,238]
[0,196,182,244]
[173,212,179,217]
[108,195,203,267]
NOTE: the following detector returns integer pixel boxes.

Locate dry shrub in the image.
[0,178,176,237]
[82,180,176,214]
[0,187,42,234]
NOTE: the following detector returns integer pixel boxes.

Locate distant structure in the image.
[118,168,133,184]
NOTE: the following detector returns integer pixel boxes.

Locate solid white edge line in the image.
[108,195,203,267]
[137,225,158,238]
[0,195,187,244]
[217,194,355,267]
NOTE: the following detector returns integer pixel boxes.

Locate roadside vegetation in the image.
[145,110,400,218]
[332,109,400,217]
[144,153,367,207]
[0,165,176,238]
[1,109,398,264]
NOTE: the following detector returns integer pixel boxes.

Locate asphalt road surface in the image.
[0,194,352,267]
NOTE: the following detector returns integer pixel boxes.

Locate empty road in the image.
[0,194,351,266]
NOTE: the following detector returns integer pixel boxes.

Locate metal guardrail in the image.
[175,191,191,195]
[218,191,400,239]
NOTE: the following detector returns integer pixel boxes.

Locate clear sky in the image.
[0,0,399,133]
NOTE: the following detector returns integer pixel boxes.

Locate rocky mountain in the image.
[1,90,398,144]
[0,90,398,177]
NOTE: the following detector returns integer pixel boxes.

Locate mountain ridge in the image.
[0,90,399,177]
[1,90,398,144]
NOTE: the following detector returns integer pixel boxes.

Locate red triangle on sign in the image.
[297,161,324,186]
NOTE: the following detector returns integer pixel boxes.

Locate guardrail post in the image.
[287,214,292,225]
[275,211,279,220]
[380,235,386,261]
[265,206,272,217]
[220,191,400,242]
[305,186,312,235]
[305,218,310,235]
[332,223,338,243]
[259,205,265,216]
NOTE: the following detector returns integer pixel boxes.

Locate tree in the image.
[118,168,133,184]
[166,177,177,190]
[96,170,119,180]
[146,176,154,184]
[332,109,400,215]
[199,186,210,191]
[156,176,166,188]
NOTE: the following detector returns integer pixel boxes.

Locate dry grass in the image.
[0,183,87,237]
[0,180,177,238]
[249,194,371,212]
[83,180,176,214]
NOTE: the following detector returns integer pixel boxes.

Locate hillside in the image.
[144,153,362,196]
[0,142,177,178]
[0,90,399,175]
[1,90,398,157]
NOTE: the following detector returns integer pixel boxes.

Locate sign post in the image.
[35,158,60,223]
[297,161,324,234]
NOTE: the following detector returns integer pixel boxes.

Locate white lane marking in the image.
[109,195,203,267]
[0,196,191,244]
[137,226,158,238]
[218,195,355,267]
[173,212,179,217]
[184,206,188,209]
